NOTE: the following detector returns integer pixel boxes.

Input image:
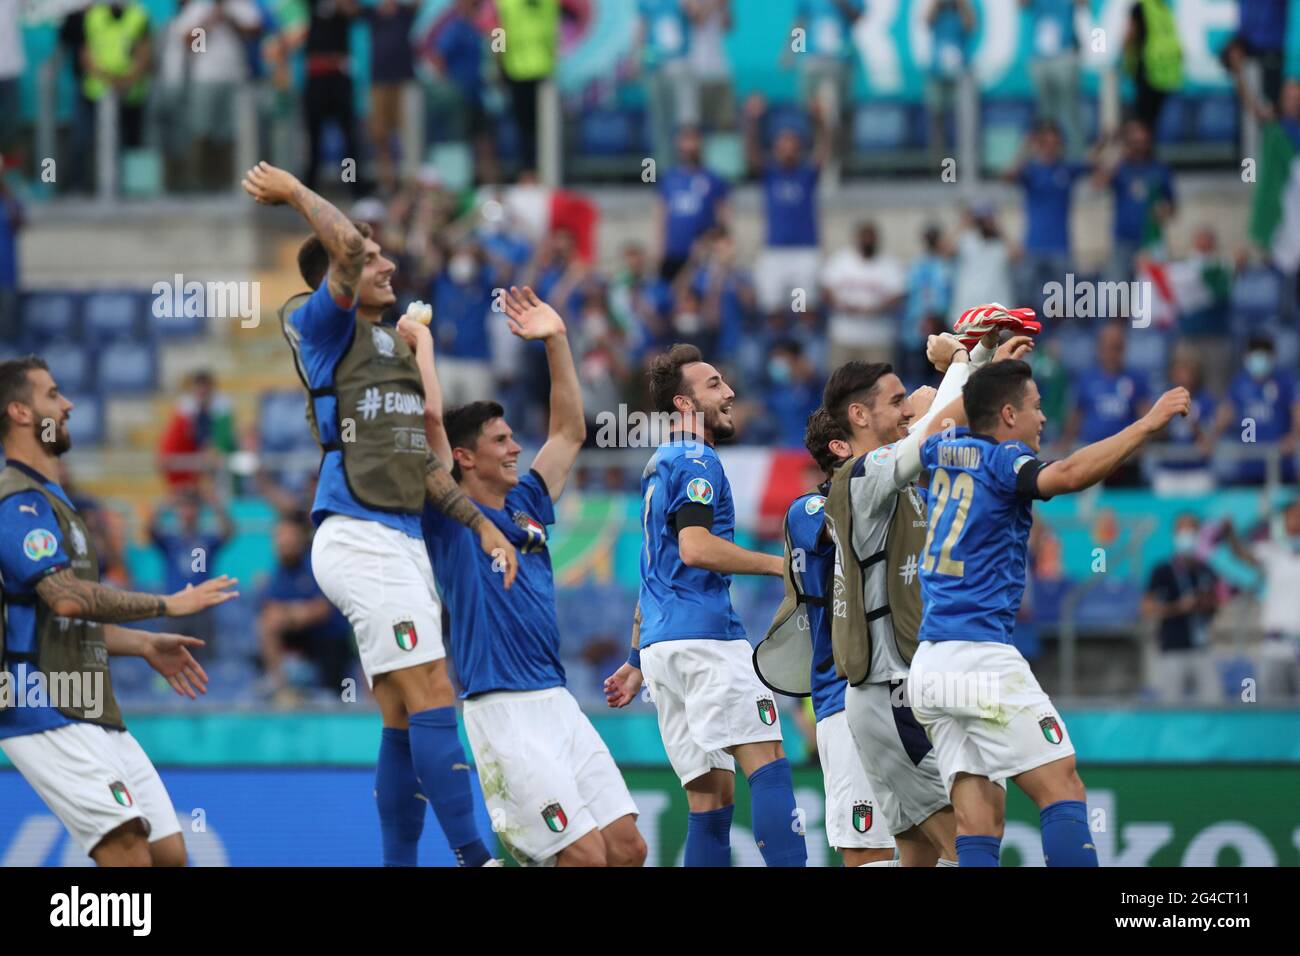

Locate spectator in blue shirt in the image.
[363,0,417,195]
[1093,118,1176,281]
[743,92,830,314]
[1062,323,1151,485]
[426,0,498,185]
[1003,122,1088,314]
[258,512,355,702]
[149,486,234,655]
[610,241,674,361]
[1213,335,1300,485]
[638,0,697,167]
[900,223,954,385]
[760,340,823,448]
[1023,0,1087,157]
[924,0,975,156]
[686,227,758,370]
[1226,0,1288,108]
[656,125,730,282]
[432,238,497,406]
[1152,349,1219,494]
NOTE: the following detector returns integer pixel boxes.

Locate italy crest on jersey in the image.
[852,801,873,833]
[686,476,714,505]
[512,510,548,553]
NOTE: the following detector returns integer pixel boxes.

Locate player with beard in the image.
[243,161,516,867]
[604,344,807,868]
[0,357,233,866]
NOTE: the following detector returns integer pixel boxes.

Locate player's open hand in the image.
[241,161,301,206]
[1143,387,1192,433]
[501,286,566,341]
[603,663,642,708]
[477,522,519,589]
[926,332,966,373]
[142,633,209,700]
[164,576,240,617]
[994,334,1035,362]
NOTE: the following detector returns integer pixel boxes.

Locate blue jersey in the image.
[917,430,1052,645]
[637,439,746,647]
[290,281,422,538]
[786,492,844,722]
[762,163,820,248]
[423,470,564,697]
[659,167,729,259]
[0,464,81,740]
[1074,367,1148,443]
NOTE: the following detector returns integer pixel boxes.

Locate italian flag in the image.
[1249,121,1300,274]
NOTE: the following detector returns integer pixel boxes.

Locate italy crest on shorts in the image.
[109,781,133,807]
[852,801,873,833]
[541,801,568,833]
[393,620,418,652]
[756,696,777,726]
[1039,714,1063,745]
[686,476,714,505]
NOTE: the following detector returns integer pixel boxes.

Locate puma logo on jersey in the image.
[19,504,38,516]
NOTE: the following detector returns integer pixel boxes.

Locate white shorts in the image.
[640,638,783,787]
[816,710,895,851]
[311,514,445,687]
[0,723,181,856]
[464,687,638,867]
[754,247,821,313]
[844,680,952,836]
[909,640,1076,794]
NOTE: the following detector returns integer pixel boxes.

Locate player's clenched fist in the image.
[1142,387,1192,432]
[164,575,239,617]
[603,663,643,708]
[926,333,967,373]
[477,522,518,589]
[241,161,301,206]
[394,314,433,352]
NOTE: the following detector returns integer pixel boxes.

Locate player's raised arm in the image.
[242,161,365,309]
[34,569,239,622]
[1035,387,1191,497]
[394,309,453,465]
[503,286,586,501]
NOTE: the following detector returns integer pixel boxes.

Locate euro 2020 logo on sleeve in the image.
[686,477,714,505]
[22,528,58,562]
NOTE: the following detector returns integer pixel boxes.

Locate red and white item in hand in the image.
[953,303,1042,349]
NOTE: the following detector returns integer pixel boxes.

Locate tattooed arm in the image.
[35,570,239,623]
[425,453,519,588]
[242,161,366,308]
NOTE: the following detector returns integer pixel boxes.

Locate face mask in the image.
[448,255,476,284]
[1174,531,1197,556]
[768,357,792,384]
[859,242,877,258]
[1245,351,1273,380]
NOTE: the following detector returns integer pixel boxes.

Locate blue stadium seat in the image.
[84,290,146,340]
[495,116,522,165]
[43,342,96,392]
[1056,323,1097,376]
[1079,98,1099,144]
[1194,94,1239,144]
[1073,579,1142,629]
[215,591,260,659]
[97,340,158,393]
[19,291,81,341]
[982,98,1036,135]
[1231,265,1284,320]
[1125,326,1172,378]
[1155,95,1194,143]
[62,390,106,446]
[578,107,644,157]
[148,286,207,338]
[259,390,315,452]
[853,101,911,151]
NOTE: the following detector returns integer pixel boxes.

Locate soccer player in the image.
[819,332,1033,866]
[604,344,807,868]
[243,161,517,867]
[423,287,646,868]
[912,359,1190,866]
[758,407,896,866]
[0,356,234,866]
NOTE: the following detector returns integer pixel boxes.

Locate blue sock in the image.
[375,728,425,866]
[1040,800,1099,867]
[747,758,807,868]
[408,707,491,867]
[956,834,1002,867]
[685,805,733,867]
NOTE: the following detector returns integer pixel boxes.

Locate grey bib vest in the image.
[279,292,428,514]
[0,465,125,729]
